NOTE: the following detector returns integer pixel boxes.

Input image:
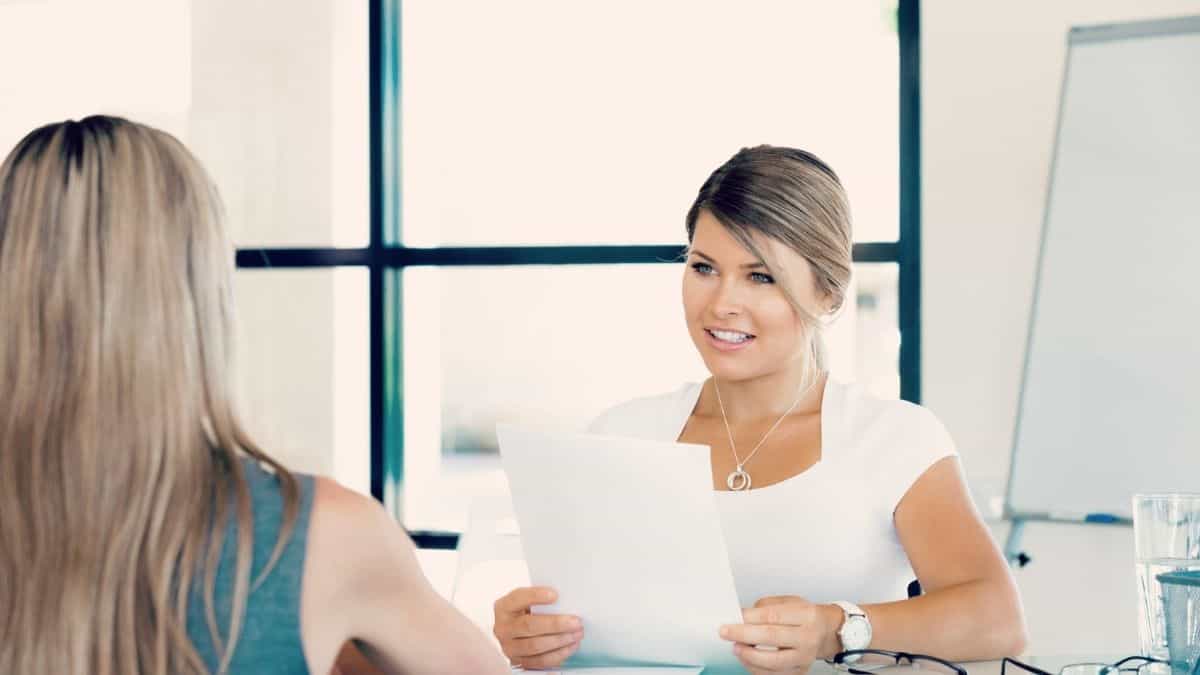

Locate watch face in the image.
[841,616,872,649]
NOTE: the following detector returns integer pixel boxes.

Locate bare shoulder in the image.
[303,478,509,674]
[311,475,387,526]
[301,477,420,673]
[307,476,418,583]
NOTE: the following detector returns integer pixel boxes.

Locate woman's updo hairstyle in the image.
[685,145,854,370]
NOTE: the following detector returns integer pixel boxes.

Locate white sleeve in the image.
[880,405,959,514]
[585,388,686,440]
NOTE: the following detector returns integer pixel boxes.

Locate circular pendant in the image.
[726,468,751,491]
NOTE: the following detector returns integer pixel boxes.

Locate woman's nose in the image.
[709,281,743,318]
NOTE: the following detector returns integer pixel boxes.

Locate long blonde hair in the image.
[685,145,854,382]
[0,116,299,674]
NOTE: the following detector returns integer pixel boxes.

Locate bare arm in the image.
[861,457,1028,660]
[302,478,510,675]
[330,641,385,675]
[722,457,1027,672]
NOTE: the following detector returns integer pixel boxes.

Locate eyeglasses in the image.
[1002,656,1172,675]
[831,649,968,675]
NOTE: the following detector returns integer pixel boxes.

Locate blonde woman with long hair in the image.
[0,116,508,675]
[492,146,1027,673]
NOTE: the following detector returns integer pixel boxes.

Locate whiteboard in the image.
[1005,16,1200,521]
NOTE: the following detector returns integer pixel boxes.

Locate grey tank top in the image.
[185,459,316,674]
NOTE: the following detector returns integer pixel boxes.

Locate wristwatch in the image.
[833,601,872,662]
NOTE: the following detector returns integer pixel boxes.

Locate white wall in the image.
[190,0,369,491]
[0,0,370,494]
[923,0,1200,655]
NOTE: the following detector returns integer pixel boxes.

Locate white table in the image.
[505,657,1106,675]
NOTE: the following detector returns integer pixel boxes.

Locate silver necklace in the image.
[713,375,818,491]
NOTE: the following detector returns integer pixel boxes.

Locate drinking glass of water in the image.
[1134,494,1200,660]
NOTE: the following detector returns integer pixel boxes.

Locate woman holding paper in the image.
[493,145,1027,672]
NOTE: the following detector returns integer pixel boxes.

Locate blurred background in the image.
[3,0,1199,658]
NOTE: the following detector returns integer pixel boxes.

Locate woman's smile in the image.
[704,327,757,351]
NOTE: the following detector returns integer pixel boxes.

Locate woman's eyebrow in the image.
[689,249,766,269]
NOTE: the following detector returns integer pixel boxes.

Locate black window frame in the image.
[235,0,923,549]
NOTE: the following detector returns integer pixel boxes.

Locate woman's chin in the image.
[701,360,763,383]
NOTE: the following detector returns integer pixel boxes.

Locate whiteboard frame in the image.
[1002,14,1200,546]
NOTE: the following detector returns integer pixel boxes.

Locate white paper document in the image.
[497,425,744,672]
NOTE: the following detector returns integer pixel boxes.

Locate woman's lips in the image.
[704,328,756,352]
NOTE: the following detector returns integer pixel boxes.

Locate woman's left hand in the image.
[719,595,842,674]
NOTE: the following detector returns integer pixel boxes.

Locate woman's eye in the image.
[690,262,715,275]
[750,272,775,284]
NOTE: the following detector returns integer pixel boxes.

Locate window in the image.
[232,0,923,545]
[0,0,920,577]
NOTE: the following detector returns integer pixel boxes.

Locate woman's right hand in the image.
[492,586,584,670]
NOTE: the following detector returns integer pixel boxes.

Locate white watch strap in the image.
[833,600,866,618]
[832,600,870,661]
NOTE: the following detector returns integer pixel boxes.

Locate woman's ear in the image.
[822,289,841,316]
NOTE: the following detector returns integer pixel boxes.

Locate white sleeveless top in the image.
[587,377,957,607]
